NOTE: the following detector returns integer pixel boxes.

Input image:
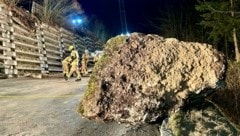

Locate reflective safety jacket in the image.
[70,50,79,66]
[81,53,88,63]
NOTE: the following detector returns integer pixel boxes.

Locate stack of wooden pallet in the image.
[0,4,17,78]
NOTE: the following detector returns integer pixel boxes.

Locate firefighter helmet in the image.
[68,45,74,51]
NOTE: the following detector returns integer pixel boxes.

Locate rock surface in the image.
[160,101,238,136]
[78,33,225,125]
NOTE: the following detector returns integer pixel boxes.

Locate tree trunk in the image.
[225,35,228,59]
[230,0,240,62]
[232,28,239,62]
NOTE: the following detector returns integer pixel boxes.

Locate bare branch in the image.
[0,0,22,7]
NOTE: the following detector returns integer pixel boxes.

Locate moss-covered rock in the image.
[160,101,239,136]
[104,35,128,55]
[78,33,225,125]
[78,35,127,115]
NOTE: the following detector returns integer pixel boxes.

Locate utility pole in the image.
[72,18,83,48]
[118,0,128,35]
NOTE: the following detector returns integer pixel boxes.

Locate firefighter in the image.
[81,50,88,75]
[62,45,81,81]
[94,53,100,63]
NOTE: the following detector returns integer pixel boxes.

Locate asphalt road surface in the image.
[0,77,159,136]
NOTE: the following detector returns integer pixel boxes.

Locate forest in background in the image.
[148,0,240,129]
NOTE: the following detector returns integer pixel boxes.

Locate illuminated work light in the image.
[72,18,82,25]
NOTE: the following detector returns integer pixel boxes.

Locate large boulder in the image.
[78,33,225,125]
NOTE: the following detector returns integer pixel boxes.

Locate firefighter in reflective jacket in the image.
[62,45,81,81]
[94,53,100,63]
[81,50,88,75]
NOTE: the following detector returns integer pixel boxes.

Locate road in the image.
[0,77,159,136]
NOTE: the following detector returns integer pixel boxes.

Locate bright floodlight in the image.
[72,18,82,25]
[126,32,130,36]
[77,19,82,24]
[72,20,76,24]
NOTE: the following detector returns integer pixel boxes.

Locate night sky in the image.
[79,0,169,36]
[18,0,194,37]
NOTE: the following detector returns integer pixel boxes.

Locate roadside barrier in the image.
[0,4,101,78]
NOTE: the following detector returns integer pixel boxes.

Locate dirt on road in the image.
[0,77,159,136]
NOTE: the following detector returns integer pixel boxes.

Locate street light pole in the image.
[72,18,83,48]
